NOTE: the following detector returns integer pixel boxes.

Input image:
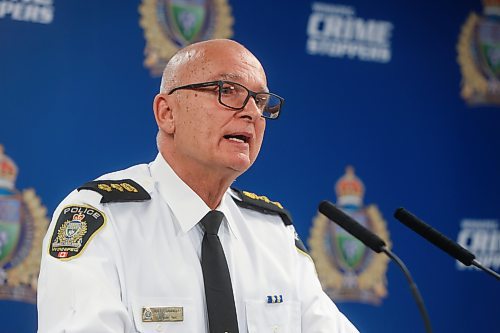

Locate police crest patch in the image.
[49,205,106,260]
[308,166,391,305]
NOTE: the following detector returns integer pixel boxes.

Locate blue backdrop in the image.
[1,0,498,332]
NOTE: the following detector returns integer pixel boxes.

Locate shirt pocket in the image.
[132,297,198,333]
[245,299,301,333]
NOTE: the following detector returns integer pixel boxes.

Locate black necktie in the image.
[200,210,239,333]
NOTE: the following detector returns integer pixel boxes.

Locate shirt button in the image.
[272,325,280,332]
[155,323,163,332]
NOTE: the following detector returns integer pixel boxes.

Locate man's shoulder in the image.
[229,187,310,256]
[78,163,153,204]
[59,162,153,208]
[46,163,152,261]
[229,187,292,226]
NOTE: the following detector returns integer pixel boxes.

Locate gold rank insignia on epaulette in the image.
[231,187,293,225]
[231,187,310,256]
[77,179,151,203]
[49,204,106,260]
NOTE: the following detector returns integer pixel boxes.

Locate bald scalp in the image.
[159,39,263,93]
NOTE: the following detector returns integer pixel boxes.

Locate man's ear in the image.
[153,94,175,134]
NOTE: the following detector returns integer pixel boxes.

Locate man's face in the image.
[167,43,267,178]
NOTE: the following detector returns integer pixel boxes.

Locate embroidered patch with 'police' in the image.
[49,205,106,260]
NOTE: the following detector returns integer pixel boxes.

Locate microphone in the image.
[318,201,433,333]
[318,201,386,253]
[394,208,474,265]
[394,207,500,280]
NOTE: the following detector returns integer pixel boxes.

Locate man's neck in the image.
[161,152,238,210]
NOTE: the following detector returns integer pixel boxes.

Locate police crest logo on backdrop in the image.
[458,0,500,105]
[308,166,391,305]
[139,0,234,76]
[0,145,48,303]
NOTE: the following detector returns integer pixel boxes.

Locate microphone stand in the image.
[471,259,500,280]
[318,201,433,332]
[381,247,433,333]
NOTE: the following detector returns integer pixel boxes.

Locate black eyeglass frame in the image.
[167,80,284,120]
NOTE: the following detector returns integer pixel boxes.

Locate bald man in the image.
[37,39,359,333]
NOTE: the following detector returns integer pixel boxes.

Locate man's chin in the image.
[227,153,253,174]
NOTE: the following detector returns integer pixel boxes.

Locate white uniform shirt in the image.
[37,153,359,333]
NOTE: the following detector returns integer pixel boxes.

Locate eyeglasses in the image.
[168,80,284,120]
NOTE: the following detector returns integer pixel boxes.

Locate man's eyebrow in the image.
[210,73,269,92]
[213,73,242,81]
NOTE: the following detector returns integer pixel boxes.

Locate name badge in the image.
[142,306,184,322]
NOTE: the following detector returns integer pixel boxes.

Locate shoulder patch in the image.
[231,188,293,225]
[49,205,106,260]
[78,179,151,203]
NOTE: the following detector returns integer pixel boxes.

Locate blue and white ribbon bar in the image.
[267,295,283,304]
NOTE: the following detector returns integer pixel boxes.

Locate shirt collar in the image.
[149,153,241,239]
[219,189,242,240]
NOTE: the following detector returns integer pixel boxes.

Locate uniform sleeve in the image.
[288,226,360,333]
[37,192,134,333]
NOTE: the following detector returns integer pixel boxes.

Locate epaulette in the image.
[231,188,309,256]
[77,179,151,203]
[231,187,292,225]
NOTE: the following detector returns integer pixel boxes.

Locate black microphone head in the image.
[394,207,475,266]
[318,200,386,253]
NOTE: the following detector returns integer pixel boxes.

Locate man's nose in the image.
[237,96,262,122]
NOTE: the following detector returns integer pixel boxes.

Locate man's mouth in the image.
[223,134,250,143]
